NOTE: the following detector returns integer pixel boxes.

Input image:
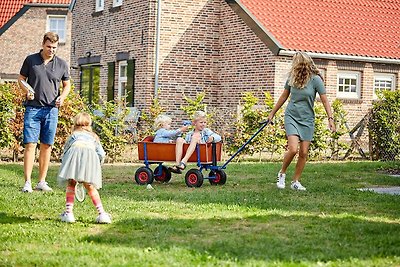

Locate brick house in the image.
[69,0,400,127]
[0,0,72,83]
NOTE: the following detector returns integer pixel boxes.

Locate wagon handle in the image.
[220,119,271,169]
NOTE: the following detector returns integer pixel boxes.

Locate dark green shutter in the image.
[126,59,135,107]
[107,62,115,102]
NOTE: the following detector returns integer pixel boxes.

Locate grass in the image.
[0,161,399,266]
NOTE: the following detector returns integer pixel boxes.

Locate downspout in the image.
[154,0,161,98]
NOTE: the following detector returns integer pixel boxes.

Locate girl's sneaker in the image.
[96,213,112,224]
[60,212,75,223]
[291,181,306,191]
[276,172,286,189]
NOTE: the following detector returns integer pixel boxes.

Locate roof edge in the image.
[0,5,30,37]
[279,50,400,65]
[225,0,283,55]
[0,3,70,37]
[26,3,70,8]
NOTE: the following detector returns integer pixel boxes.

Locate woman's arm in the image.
[267,89,290,121]
[320,94,336,132]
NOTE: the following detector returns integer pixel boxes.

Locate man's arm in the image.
[56,79,71,107]
[18,74,34,100]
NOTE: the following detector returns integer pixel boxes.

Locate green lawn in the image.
[0,161,399,266]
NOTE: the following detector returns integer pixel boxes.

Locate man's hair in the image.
[42,32,59,44]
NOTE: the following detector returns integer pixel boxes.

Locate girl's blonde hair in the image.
[288,52,322,89]
[192,110,207,121]
[154,114,172,129]
[73,112,93,132]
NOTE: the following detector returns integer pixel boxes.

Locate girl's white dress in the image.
[58,131,106,189]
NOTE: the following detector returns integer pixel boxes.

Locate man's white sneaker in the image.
[291,181,306,191]
[21,181,33,193]
[60,212,75,223]
[276,172,286,189]
[96,213,112,224]
[35,181,53,192]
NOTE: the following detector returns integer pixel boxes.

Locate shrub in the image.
[308,102,331,159]
[328,99,350,160]
[228,92,268,160]
[91,100,129,163]
[139,92,165,139]
[0,84,16,150]
[369,90,400,161]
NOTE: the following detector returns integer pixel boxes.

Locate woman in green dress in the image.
[267,52,336,191]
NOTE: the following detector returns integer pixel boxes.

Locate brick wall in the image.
[0,6,71,81]
[70,0,155,109]
[70,0,399,130]
[156,0,221,118]
[219,2,275,109]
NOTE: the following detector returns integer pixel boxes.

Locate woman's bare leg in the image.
[292,140,311,181]
[280,135,299,174]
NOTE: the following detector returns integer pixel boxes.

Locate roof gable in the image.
[231,0,400,60]
[0,0,70,29]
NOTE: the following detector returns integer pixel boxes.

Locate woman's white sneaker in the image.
[35,181,53,192]
[276,172,286,189]
[22,181,33,193]
[291,181,306,191]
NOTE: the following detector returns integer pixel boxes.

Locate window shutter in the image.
[107,62,115,101]
[126,59,135,107]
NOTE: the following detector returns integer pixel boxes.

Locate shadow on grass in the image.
[84,214,400,262]
[0,212,33,224]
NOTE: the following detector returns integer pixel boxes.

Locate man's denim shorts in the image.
[23,106,59,145]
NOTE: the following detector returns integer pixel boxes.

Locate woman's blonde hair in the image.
[288,52,321,89]
[192,111,207,121]
[154,114,172,129]
[73,112,93,132]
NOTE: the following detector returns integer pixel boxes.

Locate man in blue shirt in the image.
[18,32,71,192]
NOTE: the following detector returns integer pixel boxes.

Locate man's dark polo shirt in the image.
[20,50,70,107]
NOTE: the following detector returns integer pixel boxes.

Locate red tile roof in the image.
[0,0,70,29]
[238,0,400,60]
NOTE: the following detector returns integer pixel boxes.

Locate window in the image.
[47,16,67,43]
[113,0,123,7]
[95,0,104,12]
[118,61,127,102]
[337,71,361,99]
[80,65,101,106]
[374,73,395,99]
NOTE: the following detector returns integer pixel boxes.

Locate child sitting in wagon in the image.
[153,114,189,143]
[169,111,221,174]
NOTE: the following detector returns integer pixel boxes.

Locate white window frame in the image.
[117,61,128,101]
[47,15,67,43]
[373,73,395,99]
[337,71,361,99]
[113,0,123,7]
[95,0,104,12]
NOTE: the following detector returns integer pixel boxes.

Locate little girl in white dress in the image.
[58,112,111,224]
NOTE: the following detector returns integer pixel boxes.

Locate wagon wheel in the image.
[134,167,154,185]
[209,170,227,185]
[185,169,204,188]
[154,165,172,183]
